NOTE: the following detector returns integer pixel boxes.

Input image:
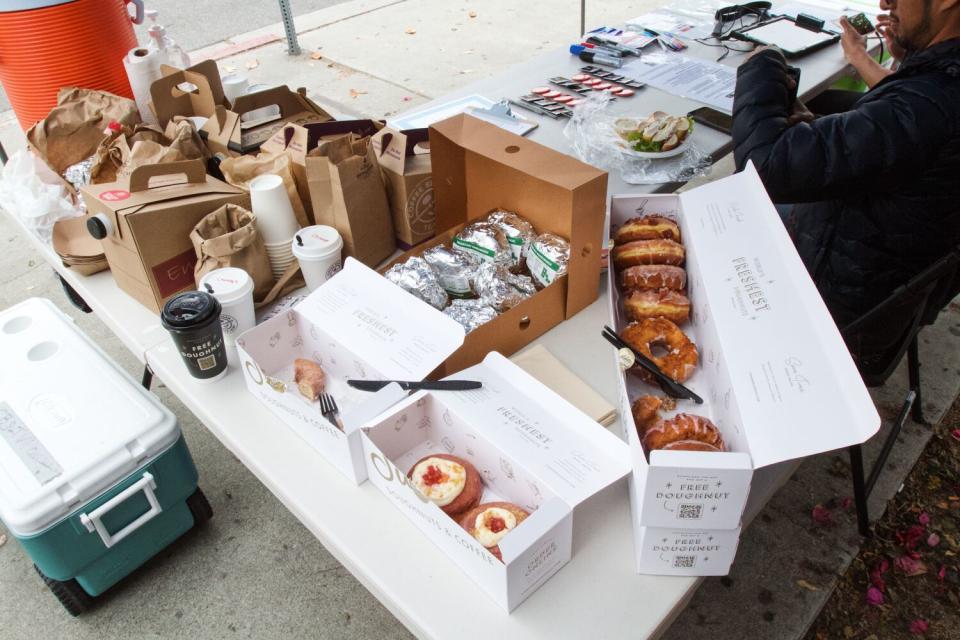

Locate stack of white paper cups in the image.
[249,174,300,280]
[292,225,344,291]
[198,267,256,347]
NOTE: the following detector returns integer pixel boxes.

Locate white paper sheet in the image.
[623,54,737,113]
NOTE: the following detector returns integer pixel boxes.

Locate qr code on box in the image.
[673,555,696,569]
[679,504,703,520]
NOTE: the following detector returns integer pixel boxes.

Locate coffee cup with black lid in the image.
[161,290,229,382]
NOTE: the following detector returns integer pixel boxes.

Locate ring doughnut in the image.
[613,215,681,244]
[620,265,687,291]
[643,413,725,452]
[631,395,677,437]
[661,439,723,452]
[623,288,691,324]
[613,239,685,270]
[621,318,698,383]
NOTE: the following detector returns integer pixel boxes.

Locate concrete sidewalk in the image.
[2,1,959,638]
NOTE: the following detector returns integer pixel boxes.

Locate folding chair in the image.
[841,247,960,536]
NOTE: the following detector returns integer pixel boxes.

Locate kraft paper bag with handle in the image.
[219,152,311,228]
[89,120,208,184]
[191,204,275,302]
[306,134,395,267]
[27,88,141,175]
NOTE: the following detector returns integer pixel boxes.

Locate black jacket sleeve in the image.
[732,49,955,203]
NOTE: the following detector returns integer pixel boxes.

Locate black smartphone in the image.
[688,107,734,134]
[848,12,875,35]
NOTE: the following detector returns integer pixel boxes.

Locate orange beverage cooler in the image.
[0,0,143,130]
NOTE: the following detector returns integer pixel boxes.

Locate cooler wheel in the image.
[186,488,213,526]
[34,565,93,617]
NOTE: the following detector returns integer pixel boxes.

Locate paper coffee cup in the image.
[199,267,256,347]
[161,291,229,382]
[249,174,300,245]
[292,225,344,291]
[221,73,250,104]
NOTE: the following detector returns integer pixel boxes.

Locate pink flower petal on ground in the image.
[841,497,853,510]
[919,512,931,525]
[869,570,886,592]
[951,428,960,441]
[812,504,832,525]
[938,565,947,581]
[895,555,928,576]
[909,619,929,635]
[877,558,890,574]
[927,533,940,547]
[866,586,885,606]
[904,525,926,550]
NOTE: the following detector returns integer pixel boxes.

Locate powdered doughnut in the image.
[623,288,691,324]
[621,318,698,384]
[620,265,687,291]
[613,239,685,270]
[614,215,681,244]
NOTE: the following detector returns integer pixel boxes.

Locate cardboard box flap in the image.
[293,258,465,381]
[678,164,880,468]
[231,86,328,123]
[371,127,430,174]
[83,161,242,214]
[151,61,226,127]
[442,352,631,507]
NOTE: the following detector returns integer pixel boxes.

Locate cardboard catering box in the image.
[360,352,631,611]
[80,160,249,313]
[609,165,880,575]
[387,114,607,376]
[370,127,435,249]
[234,259,465,483]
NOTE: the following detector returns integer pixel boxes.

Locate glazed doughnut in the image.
[408,454,482,517]
[620,265,687,291]
[623,288,691,324]
[661,439,723,452]
[643,413,725,452]
[614,215,681,244]
[622,318,698,384]
[460,502,530,561]
[631,395,677,437]
[613,239,685,270]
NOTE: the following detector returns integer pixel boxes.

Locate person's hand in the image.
[787,99,815,125]
[839,17,869,63]
[744,44,782,62]
[876,14,905,61]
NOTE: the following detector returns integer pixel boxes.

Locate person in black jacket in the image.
[731,0,960,353]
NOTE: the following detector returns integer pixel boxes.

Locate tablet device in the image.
[731,16,839,58]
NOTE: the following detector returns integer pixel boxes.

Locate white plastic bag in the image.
[0,151,79,243]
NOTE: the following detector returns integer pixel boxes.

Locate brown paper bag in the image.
[191,204,275,302]
[219,152,311,228]
[27,88,141,174]
[306,135,395,266]
[90,121,208,184]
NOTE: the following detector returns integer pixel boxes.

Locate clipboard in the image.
[731,15,840,58]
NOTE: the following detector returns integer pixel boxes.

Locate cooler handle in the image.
[80,473,162,549]
[128,0,146,25]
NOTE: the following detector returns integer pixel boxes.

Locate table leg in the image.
[56,272,93,314]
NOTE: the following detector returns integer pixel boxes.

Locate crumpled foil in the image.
[474,262,536,312]
[422,245,479,298]
[385,257,449,310]
[443,298,498,334]
[63,156,95,212]
[562,90,712,185]
[526,233,571,288]
[485,209,536,268]
[452,221,514,268]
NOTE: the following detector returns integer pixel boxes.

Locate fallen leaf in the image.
[909,619,929,635]
[866,586,884,606]
[937,501,950,509]
[348,89,368,99]
[245,59,259,70]
[796,579,821,591]
[405,27,417,35]
[928,532,941,547]
[310,51,323,60]
[402,96,412,102]
[843,626,855,638]
[459,69,474,75]
[0,533,6,547]
[468,10,478,18]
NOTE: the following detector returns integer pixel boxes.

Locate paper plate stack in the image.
[52,216,109,276]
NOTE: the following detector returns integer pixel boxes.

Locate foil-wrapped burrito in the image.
[63,156,95,212]
[384,257,449,310]
[443,299,498,334]
[452,221,513,268]
[422,245,478,299]
[474,262,536,312]
[485,209,535,268]
[526,233,570,288]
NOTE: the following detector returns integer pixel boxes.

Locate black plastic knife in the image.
[347,380,483,392]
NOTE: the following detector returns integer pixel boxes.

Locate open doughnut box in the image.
[608,165,881,576]
[359,352,631,611]
[235,258,465,484]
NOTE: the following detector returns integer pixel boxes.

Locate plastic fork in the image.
[318,393,344,431]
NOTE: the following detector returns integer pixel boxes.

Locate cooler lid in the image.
[1,1,75,11]
[0,298,179,536]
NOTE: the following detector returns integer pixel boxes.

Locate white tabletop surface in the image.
[3,10,862,636]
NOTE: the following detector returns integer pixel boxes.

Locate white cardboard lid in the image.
[677,164,880,468]
[441,352,631,507]
[0,299,179,535]
[293,258,465,381]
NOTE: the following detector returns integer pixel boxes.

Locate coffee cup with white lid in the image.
[198,267,256,348]
[292,225,343,291]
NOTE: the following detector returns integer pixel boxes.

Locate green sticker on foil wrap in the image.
[453,237,496,260]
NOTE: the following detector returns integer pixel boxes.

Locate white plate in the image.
[617,132,692,159]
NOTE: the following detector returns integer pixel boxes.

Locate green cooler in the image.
[0,298,212,615]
